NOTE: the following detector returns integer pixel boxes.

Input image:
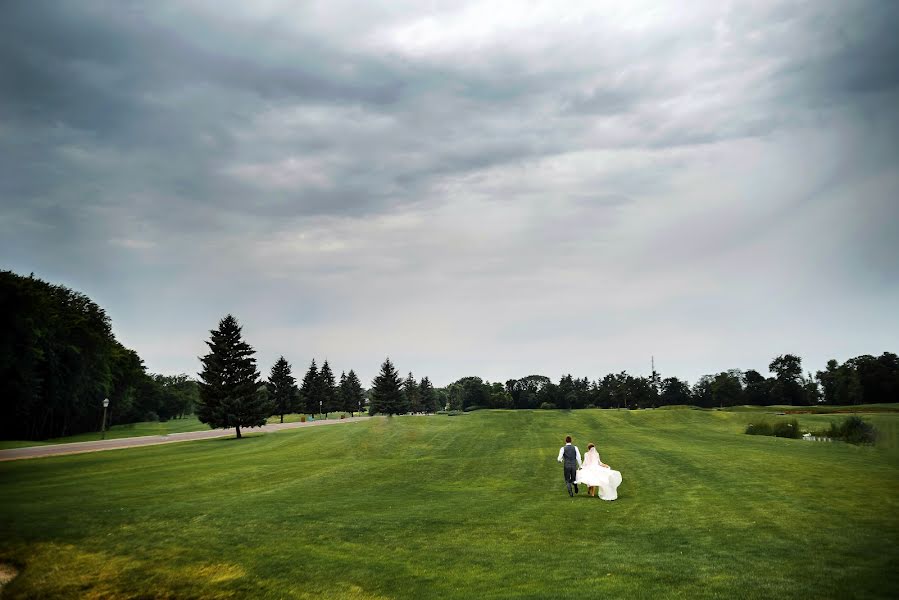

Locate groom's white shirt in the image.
[557,443,582,466]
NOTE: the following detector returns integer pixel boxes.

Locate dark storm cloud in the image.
[2,0,898,384]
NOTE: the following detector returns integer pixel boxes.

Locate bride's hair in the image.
[587,443,595,450]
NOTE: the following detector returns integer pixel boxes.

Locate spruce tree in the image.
[299,359,319,417]
[344,370,365,416]
[267,356,297,423]
[197,315,268,439]
[370,357,405,415]
[404,372,422,413]
[318,360,337,417]
[419,376,438,414]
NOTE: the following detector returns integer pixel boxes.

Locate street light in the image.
[319,400,323,420]
[101,398,110,440]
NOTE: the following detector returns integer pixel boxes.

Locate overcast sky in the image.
[2,1,898,387]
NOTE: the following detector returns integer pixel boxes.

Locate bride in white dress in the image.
[576,443,622,500]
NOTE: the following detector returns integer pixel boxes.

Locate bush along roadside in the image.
[745,419,801,439]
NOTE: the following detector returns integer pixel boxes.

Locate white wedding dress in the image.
[576,448,622,500]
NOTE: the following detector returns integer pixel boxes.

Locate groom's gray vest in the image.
[562,445,578,466]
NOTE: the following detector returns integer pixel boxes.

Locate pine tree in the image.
[404,372,422,413]
[299,359,319,417]
[318,360,337,417]
[370,357,405,415]
[344,370,365,416]
[197,315,268,439]
[267,356,297,424]
[419,376,438,414]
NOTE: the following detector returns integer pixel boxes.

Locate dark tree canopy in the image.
[419,377,438,413]
[318,360,337,415]
[196,315,268,438]
[370,358,405,415]
[267,356,297,423]
[0,270,189,440]
[403,372,422,413]
[340,370,366,416]
[299,359,319,416]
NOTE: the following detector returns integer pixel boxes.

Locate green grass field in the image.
[1,410,897,599]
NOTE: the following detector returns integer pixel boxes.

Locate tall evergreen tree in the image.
[197,315,267,439]
[403,372,422,413]
[267,356,297,423]
[419,376,438,414]
[318,360,337,416]
[370,358,405,415]
[344,370,365,416]
[299,359,319,417]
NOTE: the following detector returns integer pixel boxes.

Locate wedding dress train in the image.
[575,447,622,500]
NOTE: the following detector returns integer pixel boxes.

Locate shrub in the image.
[745,422,773,436]
[772,419,801,439]
[539,402,557,410]
[300,415,306,423]
[746,419,800,439]
[586,404,597,409]
[446,410,463,416]
[143,411,159,423]
[436,410,448,415]
[829,416,877,445]
[340,414,346,419]
[463,405,485,412]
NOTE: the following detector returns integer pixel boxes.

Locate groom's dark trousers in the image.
[562,445,579,495]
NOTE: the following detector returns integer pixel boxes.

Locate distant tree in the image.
[196,315,268,439]
[692,375,715,408]
[507,375,550,409]
[769,354,805,405]
[558,374,576,410]
[267,356,297,423]
[711,371,743,407]
[404,372,422,413]
[299,360,319,417]
[743,369,770,405]
[341,370,365,416]
[318,360,337,417]
[370,358,405,415]
[659,377,691,406]
[487,381,513,408]
[419,377,438,413]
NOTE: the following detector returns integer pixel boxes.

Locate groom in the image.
[557,435,582,497]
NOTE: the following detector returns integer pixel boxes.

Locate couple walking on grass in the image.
[557,435,622,500]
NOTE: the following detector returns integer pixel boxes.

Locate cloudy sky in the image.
[2,1,898,387]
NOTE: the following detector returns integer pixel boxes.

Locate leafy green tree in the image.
[267,356,297,423]
[769,354,805,405]
[419,377,438,413]
[370,358,405,415]
[691,375,714,408]
[196,315,268,439]
[659,377,691,406]
[711,370,743,407]
[299,360,319,417]
[743,370,770,405]
[318,360,337,417]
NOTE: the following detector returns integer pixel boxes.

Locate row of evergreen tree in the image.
[196,315,442,437]
[272,357,365,422]
[0,271,196,440]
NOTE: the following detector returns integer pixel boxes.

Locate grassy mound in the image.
[1,410,897,598]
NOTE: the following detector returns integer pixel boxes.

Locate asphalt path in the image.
[0,416,371,462]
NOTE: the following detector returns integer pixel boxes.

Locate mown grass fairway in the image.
[1,410,897,599]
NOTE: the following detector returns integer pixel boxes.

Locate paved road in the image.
[0,417,371,462]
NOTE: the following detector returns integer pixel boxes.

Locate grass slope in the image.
[1,410,897,599]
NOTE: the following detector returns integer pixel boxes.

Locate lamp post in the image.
[319,399,323,420]
[101,398,110,440]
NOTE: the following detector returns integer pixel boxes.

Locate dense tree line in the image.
[0,271,196,440]
[367,358,439,415]
[434,352,898,411]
